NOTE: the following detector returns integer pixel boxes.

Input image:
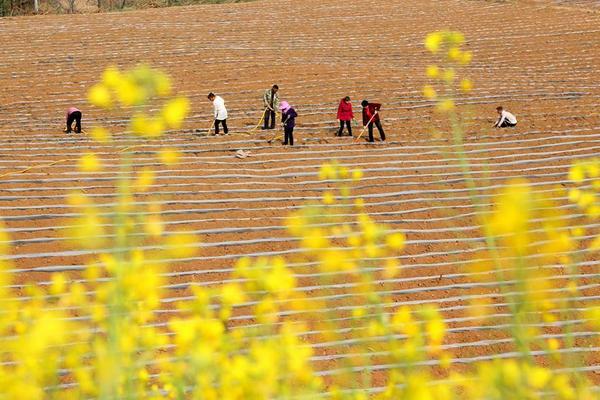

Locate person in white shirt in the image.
[494,106,517,128]
[208,92,229,135]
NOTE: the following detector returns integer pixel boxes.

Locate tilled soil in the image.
[1,0,600,387]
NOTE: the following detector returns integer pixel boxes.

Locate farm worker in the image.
[64,107,82,134]
[493,106,517,128]
[262,84,280,130]
[208,92,228,135]
[279,101,297,146]
[336,96,354,137]
[361,100,386,143]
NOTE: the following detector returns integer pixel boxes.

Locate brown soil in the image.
[1,0,600,389]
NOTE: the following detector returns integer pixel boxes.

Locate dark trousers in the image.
[214,119,228,135]
[338,120,352,136]
[368,120,386,142]
[66,111,82,133]
[264,109,276,129]
[284,126,294,146]
[498,120,516,128]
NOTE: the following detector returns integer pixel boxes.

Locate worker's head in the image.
[272,85,279,93]
[207,93,215,101]
[279,101,291,112]
[344,96,351,102]
[496,106,503,114]
[361,100,369,107]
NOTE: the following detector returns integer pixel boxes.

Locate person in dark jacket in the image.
[64,107,82,134]
[279,101,297,146]
[336,96,354,137]
[361,100,385,142]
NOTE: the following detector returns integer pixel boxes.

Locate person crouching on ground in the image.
[208,92,228,135]
[279,101,297,146]
[262,84,280,130]
[361,100,386,142]
[337,96,354,137]
[493,106,517,128]
[64,107,82,134]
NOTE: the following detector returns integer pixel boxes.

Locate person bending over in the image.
[279,101,297,146]
[494,106,517,128]
[361,100,386,142]
[65,107,82,134]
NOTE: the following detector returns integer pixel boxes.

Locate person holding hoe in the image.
[208,92,228,135]
[361,100,386,143]
[64,106,82,134]
[262,84,280,130]
[279,101,297,146]
[336,96,354,137]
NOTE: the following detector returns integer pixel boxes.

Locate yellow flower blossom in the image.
[162,97,190,129]
[423,85,437,100]
[322,191,335,205]
[460,79,473,93]
[386,232,406,250]
[131,113,165,138]
[426,65,440,78]
[425,32,443,53]
[436,99,455,112]
[88,83,112,108]
[89,126,111,143]
[101,65,122,88]
[165,233,198,258]
[78,153,102,172]
[442,68,456,83]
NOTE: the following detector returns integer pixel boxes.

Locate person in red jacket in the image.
[361,100,386,142]
[336,96,354,137]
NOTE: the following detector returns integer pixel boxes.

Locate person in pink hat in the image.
[64,106,82,134]
[279,101,297,146]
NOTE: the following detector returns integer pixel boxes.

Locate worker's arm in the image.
[494,114,505,128]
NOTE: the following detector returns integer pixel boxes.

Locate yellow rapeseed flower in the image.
[165,233,198,258]
[386,232,406,250]
[423,85,437,100]
[436,99,455,112]
[447,46,461,61]
[162,97,190,129]
[442,68,456,83]
[78,153,102,172]
[460,79,473,93]
[447,31,465,45]
[322,191,335,205]
[88,83,112,109]
[131,114,165,138]
[426,65,440,78]
[460,51,473,65]
[49,273,67,295]
[102,66,122,88]
[134,168,155,191]
[569,163,585,183]
[158,147,181,166]
[425,32,443,53]
[154,71,172,97]
[89,126,111,143]
[318,163,337,181]
[352,169,363,181]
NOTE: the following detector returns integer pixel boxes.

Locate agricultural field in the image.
[1,0,600,395]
